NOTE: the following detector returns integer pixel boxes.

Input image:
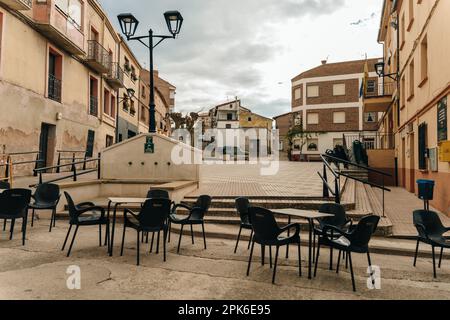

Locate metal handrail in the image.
[322,154,392,177]
[320,155,339,178]
[32,155,101,187]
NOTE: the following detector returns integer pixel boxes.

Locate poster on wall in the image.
[437,96,448,143]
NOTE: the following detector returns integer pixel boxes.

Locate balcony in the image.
[86,41,110,74]
[105,63,125,89]
[0,0,32,10]
[363,81,396,113]
[48,74,62,102]
[89,96,98,117]
[33,3,84,55]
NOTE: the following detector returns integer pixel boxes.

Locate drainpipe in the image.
[115,38,121,143]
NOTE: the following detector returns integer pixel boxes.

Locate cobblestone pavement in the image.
[0,222,449,300]
[191,161,326,197]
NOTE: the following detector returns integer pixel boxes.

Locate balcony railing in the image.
[89,96,98,117]
[344,133,395,150]
[87,40,110,73]
[106,62,125,89]
[365,81,395,98]
[0,0,32,10]
[48,74,62,102]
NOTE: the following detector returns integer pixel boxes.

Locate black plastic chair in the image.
[169,195,212,253]
[62,192,109,257]
[29,183,61,232]
[413,210,450,278]
[0,181,11,231]
[121,198,171,265]
[142,189,172,250]
[247,207,302,284]
[313,203,352,269]
[0,188,31,245]
[234,197,253,253]
[314,215,380,292]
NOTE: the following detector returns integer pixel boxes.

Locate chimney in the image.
[321,60,327,65]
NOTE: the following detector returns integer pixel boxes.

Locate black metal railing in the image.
[48,74,62,102]
[319,154,392,217]
[87,40,111,71]
[89,95,98,116]
[365,81,395,98]
[0,151,44,187]
[344,133,395,150]
[31,153,101,187]
[20,0,32,8]
[56,150,89,173]
[106,62,124,86]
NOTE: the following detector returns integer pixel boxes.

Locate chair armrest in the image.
[279,223,300,238]
[322,225,348,242]
[343,218,353,229]
[76,206,105,218]
[123,208,139,221]
[77,202,96,208]
[171,203,192,214]
[414,223,430,240]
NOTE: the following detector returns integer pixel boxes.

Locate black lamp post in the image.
[118,11,183,133]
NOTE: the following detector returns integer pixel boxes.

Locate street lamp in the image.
[118,11,183,133]
[374,61,385,77]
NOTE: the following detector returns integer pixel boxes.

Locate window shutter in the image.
[418,123,427,170]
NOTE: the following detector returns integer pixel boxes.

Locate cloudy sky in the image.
[99,0,383,118]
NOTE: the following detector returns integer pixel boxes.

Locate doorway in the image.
[39,123,56,170]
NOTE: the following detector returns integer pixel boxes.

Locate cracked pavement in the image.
[0,220,449,300]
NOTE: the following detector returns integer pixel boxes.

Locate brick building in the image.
[278,58,382,160]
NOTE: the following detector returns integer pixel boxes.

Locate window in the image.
[130,100,136,116]
[401,76,406,107]
[420,36,428,84]
[333,84,346,96]
[48,49,63,102]
[333,112,346,124]
[227,113,233,121]
[89,77,98,116]
[55,0,82,29]
[364,112,376,123]
[294,88,301,100]
[400,13,406,48]
[418,123,427,170]
[408,0,414,30]
[366,80,376,93]
[106,135,114,148]
[123,93,129,111]
[409,60,415,99]
[307,85,319,98]
[307,113,319,125]
[103,88,110,116]
[110,95,116,118]
[124,57,130,73]
[226,124,232,129]
[86,130,95,158]
[307,139,318,151]
[248,117,252,122]
[141,85,146,98]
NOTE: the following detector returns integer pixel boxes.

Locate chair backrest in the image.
[146,189,170,199]
[249,207,280,241]
[0,188,31,217]
[34,183,60,204]
[348,215,380,248]
[413,210,446,237]
[138,198,171,228]
[64,192,79,220]
[189,195,212,220]
[0,181,11,190]
[318,203,347,227]
[235,197,250,222]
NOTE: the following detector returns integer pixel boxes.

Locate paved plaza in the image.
[0,223,449,300]
[192,161,325,197]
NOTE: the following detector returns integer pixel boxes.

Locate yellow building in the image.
[373,0,450,214]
